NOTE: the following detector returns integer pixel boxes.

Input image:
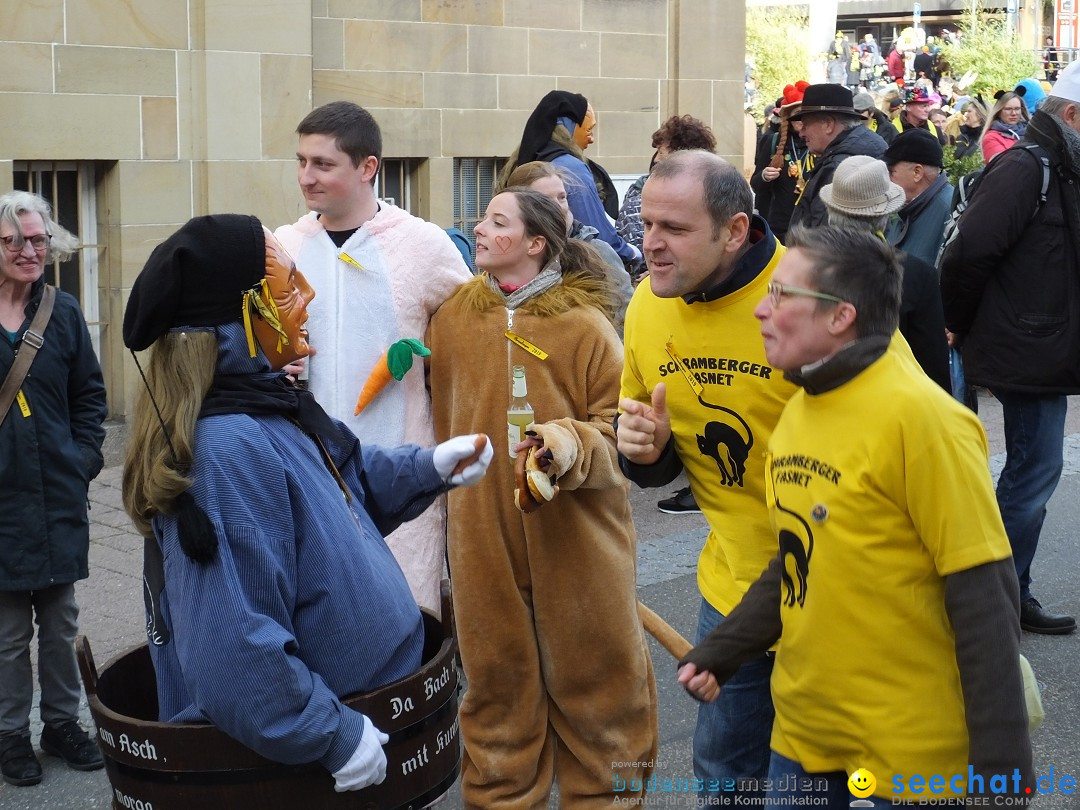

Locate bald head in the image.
[650,150,753,238]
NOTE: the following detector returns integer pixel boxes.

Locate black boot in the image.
[1020,598,1076,635]
[0,732,42,786]
[40,721,104,771]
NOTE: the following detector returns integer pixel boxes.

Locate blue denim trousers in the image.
[692,597,774,801]
[765,752,905,808]
[993,390,1067,601]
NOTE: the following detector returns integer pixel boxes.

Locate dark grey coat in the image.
[941,110,1080,394]
[0,277,106,590]
[789,124,889,230]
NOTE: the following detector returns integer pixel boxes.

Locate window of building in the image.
[453,158,505,255]
[13,161,102,356]
[376,158,419,213]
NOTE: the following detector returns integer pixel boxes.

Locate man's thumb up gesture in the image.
[617,383,672,466]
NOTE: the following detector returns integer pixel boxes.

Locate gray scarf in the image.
[485,259,563,310]
[783,334,891,394]
[1046,111,1080,170]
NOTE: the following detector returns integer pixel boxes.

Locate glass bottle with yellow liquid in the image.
[506,364,535,457]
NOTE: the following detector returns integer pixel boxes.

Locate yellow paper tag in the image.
[505,331,548,360]
[665,340,704,397]
[339,252,365,272]
[16,390,30,417]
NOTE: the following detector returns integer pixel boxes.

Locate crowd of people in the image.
[1,35,1076,810]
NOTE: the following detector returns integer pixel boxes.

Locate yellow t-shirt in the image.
[621,244,796,614]
[765,345,1012,800]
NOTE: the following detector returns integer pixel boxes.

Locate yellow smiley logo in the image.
[848,768,876,798]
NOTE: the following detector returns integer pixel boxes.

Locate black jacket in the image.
[953,124,983,160]
[751,124,807,241]
[940,109,1080,393]
[789,124,888,230]
[866,108,897,146]
[913,51,935,81]
[0,278,106,590]
[899,252,950,392]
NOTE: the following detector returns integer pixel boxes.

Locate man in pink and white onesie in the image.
[276,101,471,614]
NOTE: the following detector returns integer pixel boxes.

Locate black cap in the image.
[884,128,944,168]
[123,214,265,351]
[787,84,862,120]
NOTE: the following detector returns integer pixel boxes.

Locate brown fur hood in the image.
[449,271,615,321]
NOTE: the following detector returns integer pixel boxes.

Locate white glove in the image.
[331,717,389,792]
[432,434,493,487]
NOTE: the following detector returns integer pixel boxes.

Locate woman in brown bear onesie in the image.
[428,188,658,809]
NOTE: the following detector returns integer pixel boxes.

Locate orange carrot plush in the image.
[354,338,431,415]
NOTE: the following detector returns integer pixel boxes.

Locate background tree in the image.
[942,149,985,186]
[746,5,811,124]
[941,2,1041,96]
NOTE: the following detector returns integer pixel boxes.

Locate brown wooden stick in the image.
[638,600,693,660]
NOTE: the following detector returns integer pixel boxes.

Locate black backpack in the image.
[936,143,1052,267]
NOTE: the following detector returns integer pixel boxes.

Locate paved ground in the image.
[4,391,1078,809]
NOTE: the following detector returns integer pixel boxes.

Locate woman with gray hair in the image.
[820,155,950,390]
[0,191,106,786]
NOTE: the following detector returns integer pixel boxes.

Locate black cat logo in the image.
[774,499,814,608]
[695,395,753,487]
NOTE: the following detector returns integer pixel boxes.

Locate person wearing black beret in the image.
[787,83,889,229]
[121,214,493,792]
[883,128,953,265]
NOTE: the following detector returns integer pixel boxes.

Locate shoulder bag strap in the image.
[0,284,57,428]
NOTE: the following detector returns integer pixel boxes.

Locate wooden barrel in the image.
[76,587,459,810]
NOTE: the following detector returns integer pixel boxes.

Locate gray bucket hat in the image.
[819,155,906,217]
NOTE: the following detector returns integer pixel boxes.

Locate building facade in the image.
[0,0,747,424]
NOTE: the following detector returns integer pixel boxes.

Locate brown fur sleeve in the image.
[531,309,626,492]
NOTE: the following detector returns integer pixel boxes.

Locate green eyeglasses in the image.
[768,281,845,308]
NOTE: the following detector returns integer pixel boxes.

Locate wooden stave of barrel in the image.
[76,590,460,810]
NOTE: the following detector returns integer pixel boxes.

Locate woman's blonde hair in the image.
[982,91,1030,142]
[122,331,217,538]
[501,161,589,219]
[504,160,567,189]
[963,98,988,127]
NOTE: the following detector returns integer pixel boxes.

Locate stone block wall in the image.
[0,0,746,420]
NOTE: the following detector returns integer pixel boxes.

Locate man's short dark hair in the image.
[785,224,902,338]
[296,101,382,169]
[649,150,753,239]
